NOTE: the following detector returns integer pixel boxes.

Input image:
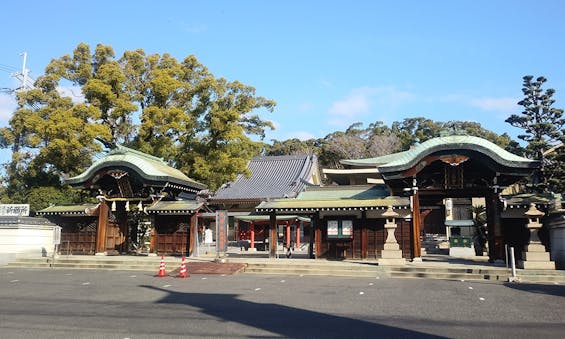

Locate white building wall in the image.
[0,224,59,257]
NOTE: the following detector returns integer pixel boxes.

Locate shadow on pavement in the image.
[503,282,565,297]
[141,285,446,339]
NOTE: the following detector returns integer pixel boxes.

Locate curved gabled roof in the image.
[66,145,207,191]
[342,135,538,174]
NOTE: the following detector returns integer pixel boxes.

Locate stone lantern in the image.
[378,206,406,266]
[518,203,555,269]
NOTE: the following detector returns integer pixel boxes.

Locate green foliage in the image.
[506,75,565,193]
[264,138,320,156]
[0,43,277,196]
[0,185,87,213]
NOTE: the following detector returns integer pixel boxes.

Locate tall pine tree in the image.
[506,75,565,193]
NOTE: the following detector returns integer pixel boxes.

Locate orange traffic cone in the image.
[177,256,189,278]
[156,256,167,277]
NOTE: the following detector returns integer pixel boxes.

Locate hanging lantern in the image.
[111,201,116,212]
[125,201,130,211]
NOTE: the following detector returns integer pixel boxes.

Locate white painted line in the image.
[221,274,226,277]
[468,286,473,290]
[554,282,559,285]
[299,275,304,277]
[129,275,137,278]
[65,273,72,276]
[7,272,14,274]
[479,297,485,301]
[10,279,19,283]
[81,282,90,285]
[202,277,207,280]
[375,276,380,279]
[280,280,286,283]
[369,282,374,286]
[460,279,465,282]
[163,284,171,288]
[359,291,365,295]
[254,288,261,291]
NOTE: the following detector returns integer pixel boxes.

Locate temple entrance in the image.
[105,221,126,254]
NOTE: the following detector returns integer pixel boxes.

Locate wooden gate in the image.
[154,231,189,256]
[105,222,126,254]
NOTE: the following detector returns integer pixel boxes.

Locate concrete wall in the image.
[0,217,59,257]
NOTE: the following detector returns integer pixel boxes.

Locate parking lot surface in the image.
[1,268,564,338]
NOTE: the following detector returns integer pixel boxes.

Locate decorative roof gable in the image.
[341,135,538,177]
[66,145,206,193]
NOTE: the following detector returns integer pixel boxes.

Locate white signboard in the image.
[327,220,339,236]
[342,220,353,236]
[53,226,62,245]
[204,228,214,244]
[0,204,30,216]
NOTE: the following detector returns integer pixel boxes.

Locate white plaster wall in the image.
[0,226,58,257]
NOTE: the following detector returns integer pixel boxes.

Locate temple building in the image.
[33,135,563,269]
[38,145,207,256]
[209,154,321,252]
[256,135,558,268]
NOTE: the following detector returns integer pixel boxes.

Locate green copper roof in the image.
[235,215,311,223]
[36,204,99,216]
[296,185,390,200]
[66,145,206,191]
[341,135,538,172]
[255,185,409,213]
[145,200,204,214]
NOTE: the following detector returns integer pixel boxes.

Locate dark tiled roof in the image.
[211,154,319,201]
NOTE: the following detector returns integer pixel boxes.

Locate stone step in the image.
[6,257,180,271]
[387,266,511,276]
[245,263,373,271]
[513,275,565,284]
[388,271,494,281]
[244,267,382,277]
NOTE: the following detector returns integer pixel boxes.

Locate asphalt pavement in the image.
[1,267,563,338]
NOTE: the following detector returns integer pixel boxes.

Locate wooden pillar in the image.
[314,214,322,259]
[250,222,255,249]
[188,213,197,256]
[361,211,368,259]
[296,221,301,249]
[285,221,291,248]
[96,201,109,254]
[309,216,315,259]
[269,213,277,258]
[412,190,422,259]
[486,192,503,262]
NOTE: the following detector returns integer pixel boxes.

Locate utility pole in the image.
[11,52,32,91]
[20,52,29,90]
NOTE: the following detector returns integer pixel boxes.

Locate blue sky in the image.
[1,0,564,157]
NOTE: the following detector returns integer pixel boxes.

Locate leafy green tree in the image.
[391,117,516,151]
[506,75,565,192]
[264,138,320,156]
[178,78,275,190]
[0,50,111,205]
[0,42,276,198]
